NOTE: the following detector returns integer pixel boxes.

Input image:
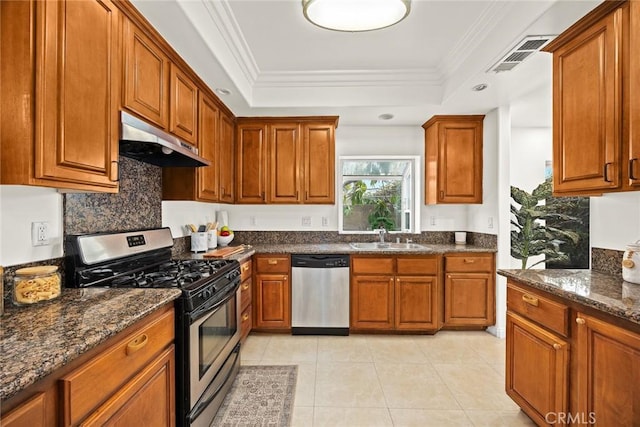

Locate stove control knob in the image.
[202,289,212,299]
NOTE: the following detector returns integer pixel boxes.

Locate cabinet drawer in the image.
[397,256,439,275]
[351,257,394,274]
[507,283,569,337]
[60,308,174,426]
[241,304,252,340]
[255,256,290,273]
[445,255,494,272]
[240,259,253,282]
[240,278,252,311]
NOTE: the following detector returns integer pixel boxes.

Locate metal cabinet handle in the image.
[463,259,476,263]
[242,313,250,322]
[630,159,639,180]
[604,162,613,183]
[268,259,278,265]
[521,294,539,307]
[283,276,287,281]
[126,334,148,355]
[242,264,250,272]
[242,283,250,291]
[576,317,585,325]
[553,343,562,350]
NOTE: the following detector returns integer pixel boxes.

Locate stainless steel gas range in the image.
[65,227,242,427]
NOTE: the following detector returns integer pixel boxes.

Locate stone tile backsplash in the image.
[64,156,162,235]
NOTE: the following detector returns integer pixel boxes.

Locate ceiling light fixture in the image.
[378,113,394,120]
[472,83,488,92]
[215,88,231,96]
[302,0,411,32]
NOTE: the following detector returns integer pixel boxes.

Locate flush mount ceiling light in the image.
[378,113,394,120]
[302,0,411,32]
[472,83,488,92]
[215,88,231,96]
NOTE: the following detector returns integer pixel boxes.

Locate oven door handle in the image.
[188,345,240,423]
[188,278,240,323]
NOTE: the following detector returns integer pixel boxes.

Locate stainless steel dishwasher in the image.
[291,254,350,335]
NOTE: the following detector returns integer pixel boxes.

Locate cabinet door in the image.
[395,276,439,330]
[629,1,640,187]
[35,0,119,190]
[196,93,219,201]
[268,123,302,203]
[81,346,175,427]
[506,312,569,426]
[551,8,622,194]
[351,275,394,330]
[444,272,495,327]
[254,273,290,329]
[575,313,640,426]
[236,123,267,203]
[169,64,197,145]
[219,111,235,203]
[2,393,47,427]
[303,123,335,204]
[123,19,169,129]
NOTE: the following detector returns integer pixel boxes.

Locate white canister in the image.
[191,232,208,253]
[622,241,640,284]
[207,230,217,249]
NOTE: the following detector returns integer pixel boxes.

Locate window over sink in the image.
[339,156,420,234]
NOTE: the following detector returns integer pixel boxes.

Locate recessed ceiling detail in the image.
[487,35,555,73]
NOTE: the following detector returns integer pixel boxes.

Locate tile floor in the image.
[240,331,537,427]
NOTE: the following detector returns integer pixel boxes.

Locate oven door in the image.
[188,281,241,410]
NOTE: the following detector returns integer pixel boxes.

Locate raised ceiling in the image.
[131,0,600,126]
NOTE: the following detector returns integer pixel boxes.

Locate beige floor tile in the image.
[292,362,316,407]
[472,339,506,366]
[240,358,261,366]
[414,337,482,364]
[465,410,537,426]
[317,335,373,362]
[367,336,429,363]
[261,335,319,362]
[241,333,271,360]
[291,406,314,427]
[433,363,503,392]
[389,409,473,426]
[314,407,393,426]
[376,362,461,409]
[452,390,521,411]
[315,362,386,407]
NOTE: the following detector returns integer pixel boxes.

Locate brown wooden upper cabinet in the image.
[1,0,120,192]
[544,0,640,195]
[235,117,338,204]
[169,64,198,145]
[423,115,484,204]
[219,111,236,203]
[122,18,169,129]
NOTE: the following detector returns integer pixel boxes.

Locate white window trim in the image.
[338,155,421,234]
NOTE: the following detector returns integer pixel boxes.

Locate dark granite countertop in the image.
[498,269,640,326]
[238,243,495,255]
[0,288,181,401]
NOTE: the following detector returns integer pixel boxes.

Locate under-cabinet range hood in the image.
[119,111,210,167]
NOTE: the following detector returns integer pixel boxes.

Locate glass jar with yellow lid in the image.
[13,265,61,305]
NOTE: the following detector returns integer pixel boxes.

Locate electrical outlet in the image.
[322,216,328,227]
[301,216,312,227]
[250,216,257,226]
[31,221,50,246]
[488,217,494,229]
[430,216,436,226]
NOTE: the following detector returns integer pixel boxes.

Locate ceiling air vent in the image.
[487,35,555,73]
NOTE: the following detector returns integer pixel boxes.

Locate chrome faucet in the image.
[375,228,387,243]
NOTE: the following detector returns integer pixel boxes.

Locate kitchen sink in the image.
[349,242,429,250]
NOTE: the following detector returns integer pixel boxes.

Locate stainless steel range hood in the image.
[119,111,210,167]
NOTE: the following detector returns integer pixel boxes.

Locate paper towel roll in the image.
[217,211,229,228]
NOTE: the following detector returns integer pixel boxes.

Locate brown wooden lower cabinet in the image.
[240,258,253,341]
[0,305,176,427]
[506,311,569,426]
[444,254,495,328]
[351,274,395,330]
[507,280,640,426]
[253,255,291,331]
[575,313,640,426]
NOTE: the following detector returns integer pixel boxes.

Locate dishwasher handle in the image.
[291,254,350,268]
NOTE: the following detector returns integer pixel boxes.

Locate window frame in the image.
[338,155,421,234]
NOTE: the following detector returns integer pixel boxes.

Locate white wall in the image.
[590,192,640,251]
[0,186,64,267]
